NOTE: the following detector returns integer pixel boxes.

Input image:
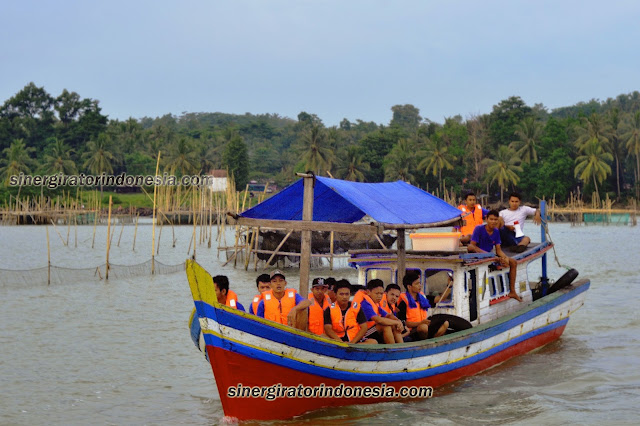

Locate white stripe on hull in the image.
[201,292,587,374]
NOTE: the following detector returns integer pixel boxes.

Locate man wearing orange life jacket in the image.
[256,270,311,330]
[324,280,375,344]
[352,279,404,344]
[396,271,449,341]
[380,283,401,315]
[456,192,489,244]
[213,275,245,311]
[307,278,331,335]
[249,273,272,315]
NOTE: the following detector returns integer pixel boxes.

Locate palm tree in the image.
[335,146,370,182]
[607,108,624,199]
[417,137,455,192]
[0,139,35,185]
[482,145,523,203]
[575,113,611,153]
[510,117,542,164]
[300,124,334,175]
[44,137,77,175]
[574,139,613,201]
[82,133,115,195]
[167,137,199,176]
[622,111,640,199]
[383,138,417,182]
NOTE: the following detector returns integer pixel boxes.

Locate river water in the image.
[1,222,639,425]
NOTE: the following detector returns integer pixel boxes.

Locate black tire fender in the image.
[548,268,579,294]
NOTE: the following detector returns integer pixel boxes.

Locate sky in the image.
[2,0,639,126]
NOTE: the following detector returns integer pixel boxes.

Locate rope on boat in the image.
[542,219,572,271]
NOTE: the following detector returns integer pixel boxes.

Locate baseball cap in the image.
[312,277,326,287]
[270,269,285,280]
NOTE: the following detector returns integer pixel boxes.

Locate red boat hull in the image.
[208,324,566,421]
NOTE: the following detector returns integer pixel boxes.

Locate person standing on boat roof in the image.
[396,271,449,341]
[353,279,404,344]
[456,192,489,244]
[213,275,245,311]
[468,210,523,302]
[307,278,331,336]
[498,192,541,253]
[324,280,375,344]
[255,270,312,330]
[249,273,272,315]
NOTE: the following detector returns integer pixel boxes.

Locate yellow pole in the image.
[106,195,112,280]
[151,152,161,275]
[46,225,51,285]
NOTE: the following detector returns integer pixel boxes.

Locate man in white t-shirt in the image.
[498,192,541,253]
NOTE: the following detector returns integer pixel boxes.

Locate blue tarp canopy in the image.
[240,177,462,226]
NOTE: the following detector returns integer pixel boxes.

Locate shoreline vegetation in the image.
[1,82,640,213]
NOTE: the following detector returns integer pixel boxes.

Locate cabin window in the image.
[498,275,506,294]
[424,268,454,306]
[489,277,497,297]
[365,268,393,286]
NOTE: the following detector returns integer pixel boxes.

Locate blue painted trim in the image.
[204,317,569,382]
[198,281,589,362]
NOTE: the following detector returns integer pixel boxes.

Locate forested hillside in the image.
[2,82,640,204]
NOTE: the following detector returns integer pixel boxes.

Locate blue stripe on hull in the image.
[195,280,588,362]
[204,317,569,382]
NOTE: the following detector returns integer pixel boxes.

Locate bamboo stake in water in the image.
[46,225,51,285]
[132,213,139,251]
[106,195,112,280]
[151,152,161,275]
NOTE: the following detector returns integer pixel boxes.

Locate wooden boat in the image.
[186,175,589,421]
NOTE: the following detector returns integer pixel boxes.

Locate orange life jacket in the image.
[223,290,240,309]
[458,204,484,236]
[263,289,298,325]
[308,293,330,335]
[380,292,397,314]
[353,291,385,329]
[351,289,366,311]
[329,303,361,342]
[399,292,429,327]
[251,293,263,315]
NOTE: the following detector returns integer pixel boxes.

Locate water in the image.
[1,223,639,425]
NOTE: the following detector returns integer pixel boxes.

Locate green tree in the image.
[482,145,522,203]
[82,133,115,195]
[300,124,334,175]
[417,137,455,192]
[223,134,249,189]
[622,111,640,198]
[0,139,35,185]
[511,116,542,164]
[390,104,421,131]
[488,96,532,149]
[575,113,610,153]
[167,137,199,176]
[358,127,404,182]
[607,108,624,198]
[574,139,613,201]
[43,137,77,175]
[336,146,370,182]
[384,138,417,182]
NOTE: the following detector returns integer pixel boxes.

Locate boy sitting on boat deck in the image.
[323,280,376,344]
[467,210,523,302]
[213,275,245,311]
[352,279,404,344]
[307,278,332,335]
[396,271,449,340]
[249,273,272,315]
[498,192,541,253]
[255,270,312,330]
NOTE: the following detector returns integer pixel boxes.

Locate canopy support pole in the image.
[396,229,406,285]
[299,173,315,297]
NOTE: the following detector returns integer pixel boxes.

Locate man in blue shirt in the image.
[468,210,522,302]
